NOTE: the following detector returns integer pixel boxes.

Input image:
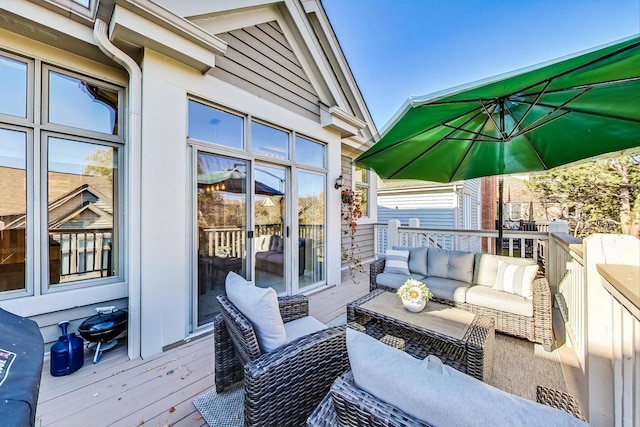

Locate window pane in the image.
[0,56,27,118]
[188,101,243,149]
[72,0,91,7]
[252,122,289,160]
[48,137,117,285]
[356,185,368,217]
[48,71,118,135]
[298,172,325,287]
[0,129,27,292]
[354,166,368,184]
[295,136,324,168]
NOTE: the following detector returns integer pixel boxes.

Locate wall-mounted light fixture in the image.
[334,174,344,190]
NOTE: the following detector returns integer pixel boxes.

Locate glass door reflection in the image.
[297,172,325,290]
[254,164,286,292]
[196,153,247,327]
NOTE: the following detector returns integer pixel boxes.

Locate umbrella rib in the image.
[507,79,551,139]
[515,76,640,98]
[447,113,494,181]
[441,102,502,142]
[514,99,640,123]
[508,87,591,137]
[356,105,484,162]
[387,109,492,180]
[504,107,550,169]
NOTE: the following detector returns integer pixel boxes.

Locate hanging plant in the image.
[341,188,365,282]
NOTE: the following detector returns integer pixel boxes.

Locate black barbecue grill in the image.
[78,307,127,363]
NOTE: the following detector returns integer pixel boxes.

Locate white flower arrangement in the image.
[396,278,433,303]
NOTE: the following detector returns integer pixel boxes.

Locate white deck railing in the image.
[374,221,639,426]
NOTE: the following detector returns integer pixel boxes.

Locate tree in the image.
[83,148,114,179]
[525,155,640,238]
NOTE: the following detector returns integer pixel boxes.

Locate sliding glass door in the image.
[195,153,248,327]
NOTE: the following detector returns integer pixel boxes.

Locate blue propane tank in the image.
[50,321,84,376]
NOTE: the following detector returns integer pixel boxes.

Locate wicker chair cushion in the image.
[225,272,287,353]
[423,276,470,303]
[383,249,411,275]
[466,286,534,317]
[346,329,587,427]
[427,248,475,283]
[492,260,538,298]
[393,246,428,275]
[473,253,537,287]
[283,316,327,344]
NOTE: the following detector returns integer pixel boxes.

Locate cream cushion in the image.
[225,272,287,353]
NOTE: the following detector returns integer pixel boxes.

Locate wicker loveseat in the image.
[307,329,586,427]
[214,288,350,426]
[308,371,586,426]
[370,247,554,350]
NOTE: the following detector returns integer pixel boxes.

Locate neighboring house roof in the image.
[0,166,113,230]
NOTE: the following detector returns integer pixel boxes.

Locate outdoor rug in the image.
[489,333,567,401]
[194,333,567,425]
[192,382,244,427]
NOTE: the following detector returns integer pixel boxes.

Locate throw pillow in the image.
[225,272,287,353]
[346,329,587,427]
[383,249,410,275]
[392,246,428,276]
[492,260,538,298]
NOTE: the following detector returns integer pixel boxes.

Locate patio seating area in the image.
[35,267,586,427]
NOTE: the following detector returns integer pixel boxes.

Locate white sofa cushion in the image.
[466,285,534,317]
[284,316,327,344]
[383,249,410,275]
[346,328,586,427]
[225,272,287,353]
[474,253,537,287]
[492,260,538,298]
[427,248,475,283]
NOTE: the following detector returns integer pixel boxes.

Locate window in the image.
[252,121,289,160]
[0,52,123,298]
[354,166,369,217]
[188,100,243,149]
[295,136,325,168]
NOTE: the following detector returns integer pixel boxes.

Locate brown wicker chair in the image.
[214,294,350,427]
[369,257,554,351]
[307,371,586,426]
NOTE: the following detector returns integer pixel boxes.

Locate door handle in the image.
[248,231,254,239]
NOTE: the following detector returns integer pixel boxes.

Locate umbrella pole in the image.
[497,176,504,255]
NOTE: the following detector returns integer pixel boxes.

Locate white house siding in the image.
[210,21,321,122]
[459,178,481,252]
[377,192,456,228]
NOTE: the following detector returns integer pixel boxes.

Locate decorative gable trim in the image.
[320,105,366,137]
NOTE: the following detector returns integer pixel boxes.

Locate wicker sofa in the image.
[370,247,554,351]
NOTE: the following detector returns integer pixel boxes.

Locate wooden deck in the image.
[36,269,585,426]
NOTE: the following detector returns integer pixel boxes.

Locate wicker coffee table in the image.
[347,288,495,381]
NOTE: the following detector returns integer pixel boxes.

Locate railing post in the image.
[547,221,569,289]
[408,218,420,247]
[387,220,400,249]
[583,234,639,426]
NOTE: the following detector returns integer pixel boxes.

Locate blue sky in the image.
[322,0,640,131]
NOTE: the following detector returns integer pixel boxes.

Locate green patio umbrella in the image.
[356,35,640,252]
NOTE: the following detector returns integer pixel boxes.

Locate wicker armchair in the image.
[369,257,554,351]
[307,371,586,427]
[214,294,350,427]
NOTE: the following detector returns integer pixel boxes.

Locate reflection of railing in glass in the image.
[50,229,112,284]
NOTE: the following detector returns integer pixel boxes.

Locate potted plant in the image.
[397,278,433,312]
